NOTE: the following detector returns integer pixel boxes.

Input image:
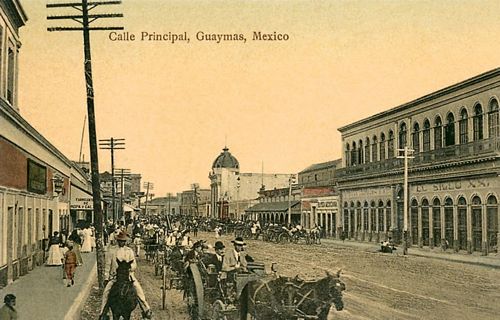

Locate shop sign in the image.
[27,159,47,194]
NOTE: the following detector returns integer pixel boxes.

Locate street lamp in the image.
[52,175,65,198]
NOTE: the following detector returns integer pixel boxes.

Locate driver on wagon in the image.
[99,231,152,319]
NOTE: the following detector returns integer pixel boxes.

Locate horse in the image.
[104,259,138,320]
[241,270,345,320]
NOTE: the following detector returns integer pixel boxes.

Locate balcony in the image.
[337,138,500,179]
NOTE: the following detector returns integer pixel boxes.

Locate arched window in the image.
[472,195,482,251]
[488,99,499,138]
[487,195,498,252]
[388,130,394,158]
[358,139,364,164]
[434,116,443,150]
[432,198,441,247]
[351,142,357,166]
[386,200,392,230]
[445,113,455,146]
[365,137,371,163]
[372,136,378,162]
[459,108,468,144]
[378,200,385,232]
[345,143,350,167]
[410,199,418,245]
[412,122,420,153]
[363,201,369,231]
[444,197,454,245]
[423,119,431,152]
[370,201,376,232]
[421,198,430,246]
[380,133,386,161]
[473,104,484,141]
[458,197,467,250]
[399,122,407,149]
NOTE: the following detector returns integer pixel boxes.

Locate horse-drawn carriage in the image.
[183,260,345,320]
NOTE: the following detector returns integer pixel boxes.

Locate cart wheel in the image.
[211,300,228,320]
[162,265,167,310]
[186,278,200,320]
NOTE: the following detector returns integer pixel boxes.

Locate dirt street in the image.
[82,232,500,319]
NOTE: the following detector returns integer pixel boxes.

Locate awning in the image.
[70,185,94,211]
[245,200,300,213]
[123,204,139,212]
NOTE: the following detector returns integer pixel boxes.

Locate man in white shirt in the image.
[99,231,152,319]
[222,237,248,272]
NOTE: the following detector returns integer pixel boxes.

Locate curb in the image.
[64,263,97,320]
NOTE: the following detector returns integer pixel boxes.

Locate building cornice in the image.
[1,0,27,32]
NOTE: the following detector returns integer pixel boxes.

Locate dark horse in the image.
[241,270,345,320]
[103,259,138,320]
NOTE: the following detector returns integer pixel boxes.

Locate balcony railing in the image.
[337,138,500,179]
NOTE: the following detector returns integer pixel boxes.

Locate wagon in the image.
[184,261,266,320]
[183,261,346,320]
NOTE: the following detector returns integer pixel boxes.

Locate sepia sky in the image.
[17,0,500,196]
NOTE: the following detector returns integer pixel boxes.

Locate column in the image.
[354,209,358,240]
[348,210,352,239]
[375,210,380,243]
[383,207,387,240]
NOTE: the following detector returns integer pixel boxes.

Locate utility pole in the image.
[397,146,415,255]
[191,183,200,217]
[99,137,125,224]
[114,168,130,222]
[47,0,123,290]
[143,182,154,217]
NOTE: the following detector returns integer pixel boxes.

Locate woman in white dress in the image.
[80,227,92,253]
[46,231,63,266]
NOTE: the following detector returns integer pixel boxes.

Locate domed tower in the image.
[209,147,240,219]
[212,146,239,170]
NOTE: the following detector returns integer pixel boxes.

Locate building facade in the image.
[337,68,500,255]
[245,187,301,225]
[209,146,293,220]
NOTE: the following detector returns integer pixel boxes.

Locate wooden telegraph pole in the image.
[47,0,123,289]
[100,138,126,224]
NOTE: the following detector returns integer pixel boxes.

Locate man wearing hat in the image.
[0,294,17,319]
[99,231,152,319]
[222,237,248,273]
[203,241,225,273]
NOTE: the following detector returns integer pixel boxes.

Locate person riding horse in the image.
[99,231,152,319]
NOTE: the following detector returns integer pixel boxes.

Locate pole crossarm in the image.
[48,13,123,20]
[48,27,124,32]
[47,1,122,8]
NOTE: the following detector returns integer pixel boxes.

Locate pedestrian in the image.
[0,294,17,320]
[80,226,92,253]
[133,234,142,257]
[46,231,63,266]
[68,229,83,266]
[64,242,78,287]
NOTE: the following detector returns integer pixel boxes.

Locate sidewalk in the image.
[322,238,500,268]
[0,251,96,319]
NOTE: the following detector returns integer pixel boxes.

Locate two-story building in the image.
[337,68,500,255]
